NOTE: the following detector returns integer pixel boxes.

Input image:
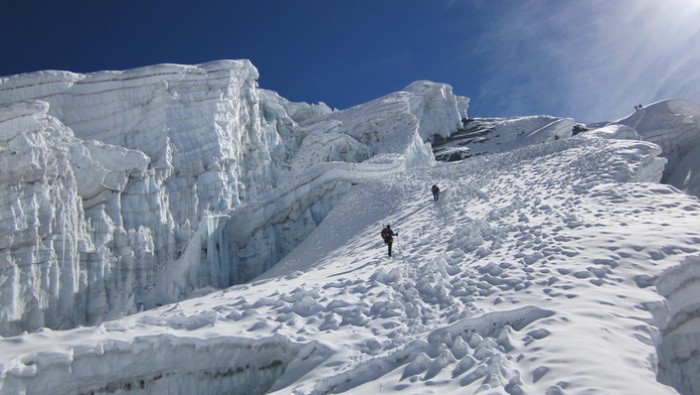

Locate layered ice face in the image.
[614,99,700,193]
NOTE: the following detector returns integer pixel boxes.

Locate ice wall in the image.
[666,144,700,198]
[300,80,468,166]
[0,61,332,335]
[0,61,469,336]
[615,99,700,192]
[654,255,700,395]
[0,333,302,395]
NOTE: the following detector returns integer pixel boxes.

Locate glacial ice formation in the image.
[653,255,700,394]
[0,332,304,395]
[614,99,700,190]
[0,61,467,336]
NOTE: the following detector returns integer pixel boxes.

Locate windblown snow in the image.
[1,60,700,394]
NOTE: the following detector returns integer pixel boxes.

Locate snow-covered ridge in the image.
[430,99,700,200]
[0,61,468,336]
[431,115,575,161]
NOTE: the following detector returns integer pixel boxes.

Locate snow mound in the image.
[585,124,640,140]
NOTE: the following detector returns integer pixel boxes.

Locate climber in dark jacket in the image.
[432,184,440,201]
[381,224,398,257]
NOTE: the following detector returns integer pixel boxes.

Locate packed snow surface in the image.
[1,61,700,394]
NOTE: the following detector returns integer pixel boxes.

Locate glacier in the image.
[0,60,464,336]
[1,60,700,394]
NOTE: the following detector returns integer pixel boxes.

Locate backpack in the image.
[381,227,393,243]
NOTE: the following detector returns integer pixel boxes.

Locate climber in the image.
[432,184,440,201]
[381,224,398,257]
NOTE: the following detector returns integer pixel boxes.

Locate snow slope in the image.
[1,60,700,394]
[431,116,575,162]
[432,99,700,200]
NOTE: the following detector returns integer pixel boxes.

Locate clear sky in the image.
[2,0,699,122]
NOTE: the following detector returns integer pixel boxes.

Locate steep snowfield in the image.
[1,60,700,394]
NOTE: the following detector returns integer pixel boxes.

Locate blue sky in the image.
[2,0,699,122]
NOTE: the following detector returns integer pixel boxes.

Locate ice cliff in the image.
[0,60,467,336]
[614,99,700,193]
